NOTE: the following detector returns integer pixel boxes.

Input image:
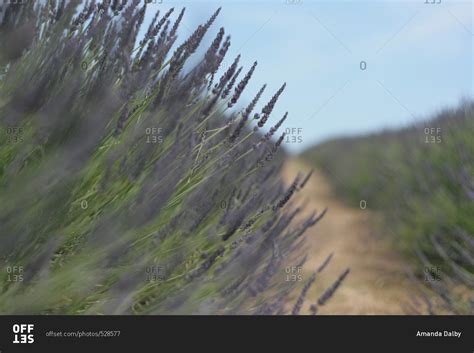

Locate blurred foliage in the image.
[304,101,474,313]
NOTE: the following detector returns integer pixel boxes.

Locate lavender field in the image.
[0,0,472,316]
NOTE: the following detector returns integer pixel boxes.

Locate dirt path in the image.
[283,159,420,314]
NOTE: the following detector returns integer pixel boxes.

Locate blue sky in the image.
[144,0,473,153]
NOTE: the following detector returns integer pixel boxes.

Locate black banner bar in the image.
[0,315,472,352]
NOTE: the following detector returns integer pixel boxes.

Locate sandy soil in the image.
[282,159,422,314]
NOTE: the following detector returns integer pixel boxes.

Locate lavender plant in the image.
[0,1,344,314]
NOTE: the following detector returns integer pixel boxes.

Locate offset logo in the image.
[12,324,34,344]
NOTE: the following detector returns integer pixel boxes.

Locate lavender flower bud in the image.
[228,61,257,108]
